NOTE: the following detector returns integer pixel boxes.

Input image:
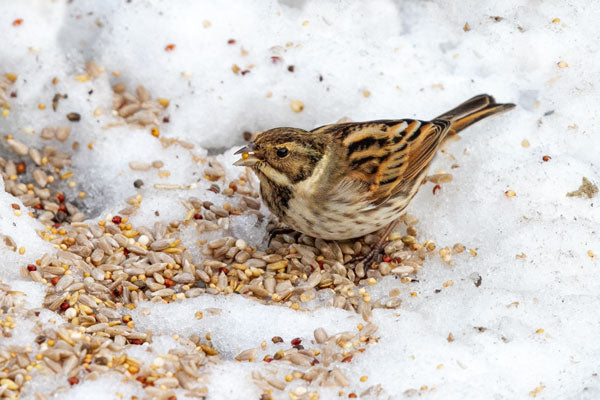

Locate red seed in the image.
[16,162,26,174]
[227,39,236,44]
[164,278,175,287]
[165,43,175,51]
[271,56,281,63]
[348,394,357,399]
[12,19,23,26]
[218,267,229,275]
[53,222,61,229]
[341,355,353,363]
[57,193,65,203]
[291,337,302,346]
[241,70,250,75]
[167,396,177,400]
[11,203,20,210]
[60,302,70,311]
[130,339,144,345]
[27,264,37,271]
[542,155,551,162]
[193,213,203,220]
[51,277,60,286]
[58,204,67,212]
[433,184,441,195]
[34,204,43,210]
[311,358,320,365]
[112,215,122,224]
[317,260,323,268]
[123,249,129,256]
[394,257,403,263]
[68,376,79,385]
[382,255,391,263]
[264,357,273,363]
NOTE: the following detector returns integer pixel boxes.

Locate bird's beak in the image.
[233,144,262,167]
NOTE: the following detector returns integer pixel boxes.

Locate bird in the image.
[234,94,515,265]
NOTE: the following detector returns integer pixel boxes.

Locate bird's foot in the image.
[266,226,299,246]
[348,218,402,272]
[349,244,384,270]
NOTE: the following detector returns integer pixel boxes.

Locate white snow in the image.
[1,0,599,399]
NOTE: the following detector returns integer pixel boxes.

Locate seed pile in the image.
[0,279,215,399]
[1,137,87,231]
[111,80,170,135]
[243,323,381,399]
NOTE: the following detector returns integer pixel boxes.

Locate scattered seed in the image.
[66,112,81,122]
[290,100,304,113]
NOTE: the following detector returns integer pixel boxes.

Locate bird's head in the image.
[234,128,327,186]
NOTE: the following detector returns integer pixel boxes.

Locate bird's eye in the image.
[276,147,289,158]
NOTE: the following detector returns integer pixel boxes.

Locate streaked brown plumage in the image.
[234,94,515,243]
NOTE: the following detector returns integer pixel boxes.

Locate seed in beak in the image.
[242,152,249,160]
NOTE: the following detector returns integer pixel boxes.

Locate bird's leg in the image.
[350,218,401,270]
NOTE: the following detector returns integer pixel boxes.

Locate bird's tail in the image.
[435,94,515,134]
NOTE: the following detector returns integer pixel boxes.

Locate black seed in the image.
[66,112,80,122]
[55,211,67,222]
[287,65,295,72]
[243,131,252,141]
[133,179,144,188]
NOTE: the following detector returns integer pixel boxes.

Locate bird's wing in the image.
[313,119,451,206]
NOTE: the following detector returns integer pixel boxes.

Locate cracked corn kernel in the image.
[360,376,368,382]
[75,75,90,82]
[38,103,46,110]
[505,190,516,197]
[535,328,544,334]
[588,250,595,258]
[552,18,560,23]
[157,98,170,107]
[285,374,293,382]
[19,247,25,255]
[557,61,568,68]
[5,73,18,82]
[151,127,159,137]
[290,100,304,113]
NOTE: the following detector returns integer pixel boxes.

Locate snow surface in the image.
[2,0,600,399]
